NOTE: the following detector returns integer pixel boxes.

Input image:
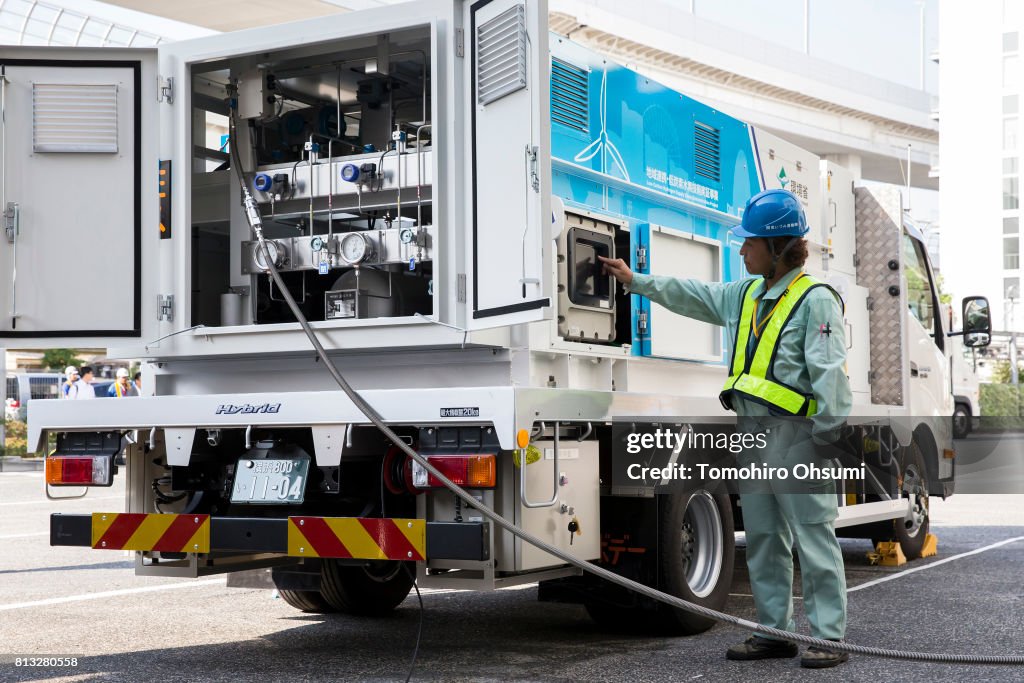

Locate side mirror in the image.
[961,296,992,348]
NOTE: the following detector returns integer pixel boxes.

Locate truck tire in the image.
[655,489,735,634]
[277,589,336,613]
[873,442,930,559]
[320,559,414,616]
[952,403,971,439]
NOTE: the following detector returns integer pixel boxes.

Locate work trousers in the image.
[738,420,847,640]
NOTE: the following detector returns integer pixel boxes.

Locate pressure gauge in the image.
[310,236,324,252]
[399,228,415,244]
[253,240,287,271]
[339,232,374,264]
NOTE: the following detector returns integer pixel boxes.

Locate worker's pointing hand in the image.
[597,255,633,285]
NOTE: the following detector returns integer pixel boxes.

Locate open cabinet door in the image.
[465,0,552,328]
[0,50,156,348]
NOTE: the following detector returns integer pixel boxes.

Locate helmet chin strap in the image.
[766,237,800,280]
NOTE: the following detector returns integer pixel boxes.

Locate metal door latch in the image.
[4,202,19,243]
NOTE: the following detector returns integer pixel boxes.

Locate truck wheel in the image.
[320,559,414,616]
[654,489,735,634]
[873,443,930,559]
[952,404,971,439]
[276,589,336,613]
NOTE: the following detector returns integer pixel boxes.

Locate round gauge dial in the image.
[253,240,286,271]
[339,232,373,264]
[399,228,415,244]
[310,236,324,252]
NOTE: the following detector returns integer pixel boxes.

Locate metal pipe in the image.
[327,139,334,239]
[521,422,559,508]
[307,136,315,236]
[415,124,431,230]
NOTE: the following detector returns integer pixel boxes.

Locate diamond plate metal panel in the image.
[854,187,906,406]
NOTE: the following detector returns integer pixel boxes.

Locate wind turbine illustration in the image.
[574,68,630,182]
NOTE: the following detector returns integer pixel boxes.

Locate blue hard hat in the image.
[730,189,809,238]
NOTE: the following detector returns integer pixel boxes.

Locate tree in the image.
[41,349,83,373]
[990,360,1023,384]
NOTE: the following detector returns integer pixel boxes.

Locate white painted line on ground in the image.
[0,531,49,539]
[847,535,1024,593]
[0,494,122,507]
[418,583,538,596]
[0,577,227,611]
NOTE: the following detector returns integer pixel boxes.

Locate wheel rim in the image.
[680,491,724,598]
[362,560,402,583]
[901,463,928,537]
[953,411,968,435]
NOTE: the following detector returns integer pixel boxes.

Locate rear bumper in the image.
[51,513,490,562]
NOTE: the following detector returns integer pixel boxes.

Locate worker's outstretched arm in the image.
[598,255,746,327]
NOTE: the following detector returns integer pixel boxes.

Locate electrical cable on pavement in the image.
[226,115,1024,666]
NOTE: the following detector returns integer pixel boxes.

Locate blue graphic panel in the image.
[548,36,765,364]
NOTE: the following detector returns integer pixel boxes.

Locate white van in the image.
[952,340,981,438]
[5,373,63,421]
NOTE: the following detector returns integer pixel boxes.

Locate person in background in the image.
[69,366,96,400]
[133,371,142,395]
[62,366,79,399]
[108,368,138,397]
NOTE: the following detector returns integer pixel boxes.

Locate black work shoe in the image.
[800,642,850,669]
[726,636,799,661]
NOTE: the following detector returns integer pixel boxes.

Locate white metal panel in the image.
[647,226,721,362]
[820,160,856,277]
[467,0,551,329]
[0,52,156,347]
[516,439,599,571]
[752,127,822,240]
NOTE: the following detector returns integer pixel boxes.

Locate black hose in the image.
[226,114,1024,665]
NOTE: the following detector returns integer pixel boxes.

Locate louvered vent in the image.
[694,121,720,183]
[476,4,527,106]
[551,58,589,133]
[33,83,118,153]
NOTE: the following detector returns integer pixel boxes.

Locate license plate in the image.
[231,457,310,504]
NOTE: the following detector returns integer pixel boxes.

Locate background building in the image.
[940,0,1017,338]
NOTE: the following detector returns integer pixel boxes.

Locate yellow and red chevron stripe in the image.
[91,513,210,553]
[288,517,425,561]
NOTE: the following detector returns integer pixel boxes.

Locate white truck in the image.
[8,0,989,632]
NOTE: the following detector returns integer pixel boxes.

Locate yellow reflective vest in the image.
[720,273,841,417]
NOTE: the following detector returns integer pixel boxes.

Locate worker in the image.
[108,368,138,397]
[598,188,852,669]
[61,366,79,399]
[68,366,96,400]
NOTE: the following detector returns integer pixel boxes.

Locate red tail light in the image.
[410,454,497,489]
[46,455,114,486]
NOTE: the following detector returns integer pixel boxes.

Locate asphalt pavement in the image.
[1,432,1023,682]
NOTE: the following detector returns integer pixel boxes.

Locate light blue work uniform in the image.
[630,267,853,641]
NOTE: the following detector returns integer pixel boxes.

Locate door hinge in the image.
[457,274,467,303]
[158,294,174,322]
[526,145,539,193]
[636,310,648,336]
[455,28,465,58]
[636,246,647,271]
[158,76,174,104]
